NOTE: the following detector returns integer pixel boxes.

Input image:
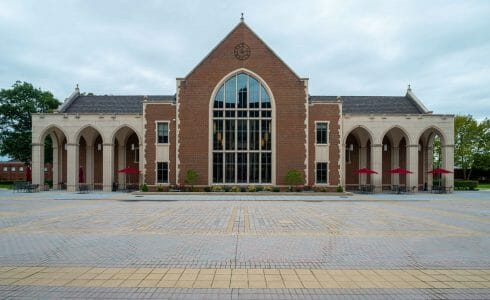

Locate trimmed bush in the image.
[204,186,211,192]
[454,180,478,190]
[263,186,272,192]
[157,185,164,192]
[285,169,304,190]
[140,183,148,192]
[272,187,280,192]
[212,185,224,192]
[247,185,257,192]
[336,185,343,192]
[230,186,240,193]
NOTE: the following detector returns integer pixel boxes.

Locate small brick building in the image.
[31,20,454,192]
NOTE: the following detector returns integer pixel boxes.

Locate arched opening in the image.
[418,127,445,190]
[210,71,274,185]
[381,127,409,191]
[76,126,104,190]
[37,126,67,190]
[344,127,373,191]
[112,126,142,190]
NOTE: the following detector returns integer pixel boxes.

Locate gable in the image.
[185,21,302,82]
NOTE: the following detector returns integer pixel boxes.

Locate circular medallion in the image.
[234,43,251,60]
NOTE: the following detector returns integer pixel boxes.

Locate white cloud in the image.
[0,0,489,119]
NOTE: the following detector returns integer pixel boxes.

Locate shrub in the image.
[140,183,148,192]
[224,186,230,192]
[184,169,198,189]
[285,169,304,190]
[256,186,264,192]
[320,187,327,192]
[204,186,211,192]
[247,185,257,192]
[454,180,478,190]
[212,185,224,192]
[230,186,240,192]
[263,186,272,192]
[157,185,164,192]
[272,187,280,192]
[45,180,53,188]
[336,185,343,192]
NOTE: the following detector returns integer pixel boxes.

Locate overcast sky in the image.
[1,0,489,121]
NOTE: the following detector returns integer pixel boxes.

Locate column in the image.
[52,143,59,190]
[426,146,433,190]
[370,144,382,192]
[391,147,399,185]
[66,143,79,192]
[31,143,43,185]
[442,144,454,188]
[86,144,94,189]
[118,145,126,189]
[102,143,114,192]
[359,146,368,184]
[407,144,419,192]
[139,143,144,186]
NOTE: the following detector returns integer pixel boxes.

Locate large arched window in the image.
[212,72,272,184]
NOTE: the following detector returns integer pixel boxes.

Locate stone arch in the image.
[379,125,411,146]
[74,124,105,145]
[38,124,69,145]
[112,125,143,189]
[342,125,374,146]
[111,124,143,145]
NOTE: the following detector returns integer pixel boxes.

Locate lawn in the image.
[478,183,490,190]
[0,184,12,189]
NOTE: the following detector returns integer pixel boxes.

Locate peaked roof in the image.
[58,95,174,113]
[185,20,302,80]
[310,95,427,114]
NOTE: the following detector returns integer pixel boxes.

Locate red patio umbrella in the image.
[353,168,378,174]
[25,165,32,182]
[428,168,452,174]
[117,167,140,174]
[117,167,140,188]
[388,168,413,174]
[428,168,452,189]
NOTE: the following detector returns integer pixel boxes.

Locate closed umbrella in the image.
[26,165,32,182]
[79,166,84,183]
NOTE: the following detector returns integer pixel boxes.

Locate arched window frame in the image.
[208,69,275,185]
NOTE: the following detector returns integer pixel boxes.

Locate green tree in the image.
[0,81,60,162]
[184,169,198,190]
[284,169,304,191]
[454,115,489,179]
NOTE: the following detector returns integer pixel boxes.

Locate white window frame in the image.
[315,121,329,145]
[155,121,169,145]
[2,166,7,172]
[155,161,169,184]
[315,162,329,185]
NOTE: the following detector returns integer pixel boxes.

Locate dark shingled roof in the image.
[59,95,175,113]
[310,95,425,114]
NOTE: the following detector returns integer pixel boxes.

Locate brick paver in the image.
[0,190,489,298]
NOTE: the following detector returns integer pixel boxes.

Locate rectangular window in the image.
[316,162,328,184]
[157,122,169,144]
[19,167,24,173]
[2,167,7,172]
[316,122,328,144]
[11,167,16,172]
[157,162,168,183]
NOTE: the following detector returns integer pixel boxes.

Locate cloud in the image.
[0,0,488,119]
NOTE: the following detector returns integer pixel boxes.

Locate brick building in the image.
[31,20,454,192]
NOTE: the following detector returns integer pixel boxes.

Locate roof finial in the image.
[240,13,244,22]
[75,83,80,93]
[407,84,411,92]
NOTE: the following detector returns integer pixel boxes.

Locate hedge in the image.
[454,180,479,190]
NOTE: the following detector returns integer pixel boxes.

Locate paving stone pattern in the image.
[0,191,489,298]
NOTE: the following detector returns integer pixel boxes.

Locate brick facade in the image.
[144,103,176,186]
[177,22,310,186]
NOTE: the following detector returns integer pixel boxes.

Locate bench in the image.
[25,184,39,193]
[79,184,89,194]
[13,181,28,193]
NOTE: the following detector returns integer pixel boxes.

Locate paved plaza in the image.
[0,190,489,299]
